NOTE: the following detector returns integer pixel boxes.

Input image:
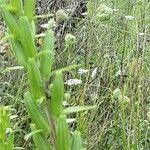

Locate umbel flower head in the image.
[65,33,77,47]
[96,4,113,21]
[65,79,82,86]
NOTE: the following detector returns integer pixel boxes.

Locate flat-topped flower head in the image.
[125,15,135,20]
[65,79,82,86]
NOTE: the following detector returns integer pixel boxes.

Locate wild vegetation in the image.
[0,0,150,150]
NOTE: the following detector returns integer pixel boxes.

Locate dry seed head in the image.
[56,9,69,23]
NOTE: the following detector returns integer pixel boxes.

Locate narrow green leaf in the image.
[51,64,80,76]
[2,6,19,37]
[27,58,44,99]
[71,131,82,150]
[24,129,44,141]
[30,21,36,38]
[24,92,50,133]
[0,140,3,150]
[19,16,37,59]
[1,66,24,74]
[50,71,64,118]
[57,115,70,150]
[7,132,14,150]
[41,29,55,53]
[24,0,35,21]
[39,50,53,81]
[31,124,52,150]
[39,29,55,81]
[63,106,97,114]
[10,36,27,66]
[7,0,23,16]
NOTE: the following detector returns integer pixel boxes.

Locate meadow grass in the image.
[1,0,150,149]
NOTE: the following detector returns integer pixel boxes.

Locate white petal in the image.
[139,32,145,36]
[91,67,98,79]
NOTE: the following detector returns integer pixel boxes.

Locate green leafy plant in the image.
[1,0,96,149]
[0,106,14,150]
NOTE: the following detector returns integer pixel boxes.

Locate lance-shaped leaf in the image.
[0,106,13,150]
[41,29,55,53]
[30,124,52,150]
[24,92,51,133]
[39,29,55,81]
[1,6,19,37]
[27,58,44,99]
[30,20,36,38]
[10,36,26,67]
[63,106,97,114]
[38,50,53,81]
[50,71,64,118]
[0,106,11,140]
[19,16,37,59]
[71,131,82,150]
[24,0,35,21]
[57,115,70,150]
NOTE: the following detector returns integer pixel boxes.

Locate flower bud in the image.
[65,33,77,47]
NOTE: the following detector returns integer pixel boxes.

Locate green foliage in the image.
[27,58,44,99]
[1,0,96,149]
[71,131,82,150]
[24,0,35,21]
[19,16,37,59]
[56,115,70,150]
[39,29,55,81]
[2,0,150,149]
[1,6,19,37]
[24,92,50,133]
[31,124,52,150]
[7,0,23,16]
[50,71,64,118]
